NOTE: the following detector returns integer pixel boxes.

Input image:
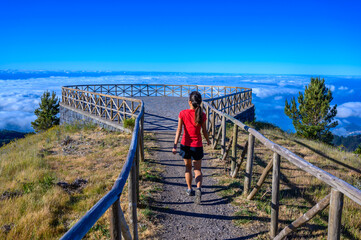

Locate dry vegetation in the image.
[205,122,361,240]
[0,124,162,239]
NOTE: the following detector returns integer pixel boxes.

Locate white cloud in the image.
[342,119,350,124]
[338,86,348,90]
[332,127,348,136]
[334,118,343,126]
[337,102,361,118]
[0,73,359,134]
[0,93,40,112]
[337,86,355,94]
[0,111,37,132]
[253,87,298,99]
[327,85,336,92]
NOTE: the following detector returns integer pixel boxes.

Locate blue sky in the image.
[1,0,361,75]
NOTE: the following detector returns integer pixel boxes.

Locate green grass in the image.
[0,124,161,239]
[123,117,135,130]
[234,209,257,225]
[142,208,156,220]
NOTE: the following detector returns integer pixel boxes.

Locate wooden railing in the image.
[59,84,252,240]
[60,96,144,240]
[202,101,361,240]
[59,83,361,239]
[63,83,251,99]
[203,90,252,116]
[62,87,142,123]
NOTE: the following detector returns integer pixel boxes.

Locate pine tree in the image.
[31,91,60,132]
[284,77,338,144]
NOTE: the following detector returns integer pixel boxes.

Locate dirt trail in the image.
[139,96,263,239]
[150,131,256,240]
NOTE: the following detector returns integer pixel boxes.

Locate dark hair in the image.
[189,91,203,125]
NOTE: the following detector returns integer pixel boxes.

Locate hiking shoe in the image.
[195,188,202,204]
[186,188,195,196]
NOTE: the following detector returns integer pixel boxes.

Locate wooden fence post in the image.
[247,158,273,200]
[231,124,238,173]
[128,160,138,239]
[123,101,126,120]
[221,115,226,155]
[136,133,140,205]
[244,133,255,195]
[110,199,122,240]
[328,189,344,240]
[231,141,248,178]
[211,110,215,145]
[206,105,210,132]
[271,152,281,238]
[140,114,145,162]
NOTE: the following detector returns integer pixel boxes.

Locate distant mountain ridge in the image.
[346,131,361,137]
[333,134,361,151]
[0,130,28,147]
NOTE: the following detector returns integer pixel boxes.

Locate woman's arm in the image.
[172,117,183,154]
[201,120,211,145]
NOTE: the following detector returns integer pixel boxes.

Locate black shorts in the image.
[179,144,204,160]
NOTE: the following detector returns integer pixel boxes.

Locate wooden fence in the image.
[59,84,252,240]
[60,96,144,240]
[202,100,361,240]
[63,83,251,99]
[62,87,142,123]
[59,83,360,240]
[203,90,252,116]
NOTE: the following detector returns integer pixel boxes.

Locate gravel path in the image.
[136,96,189,132]
[151,131,253,240]
[139,97,264,239]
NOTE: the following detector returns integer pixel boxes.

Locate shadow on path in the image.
[150,131,268,239]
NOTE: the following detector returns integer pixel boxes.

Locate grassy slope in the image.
[205,122,361,240]
[0,124,162,239]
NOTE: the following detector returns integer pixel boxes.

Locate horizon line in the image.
[1,69,361,77]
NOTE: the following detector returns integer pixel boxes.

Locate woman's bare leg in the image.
[184,159,193,189]
[193,160,202,188]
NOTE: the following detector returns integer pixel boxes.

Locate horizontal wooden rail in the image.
[60,100,144,240]
[62,87,142,124]
[63,84,251,99]
[274,194,331,240]
[203,101,361,205]
[203,90,252,116]
[60,83,253,240]
[60,83,361,239]
[203,99,361,239]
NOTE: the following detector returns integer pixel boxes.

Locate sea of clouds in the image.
[0,72,360,136]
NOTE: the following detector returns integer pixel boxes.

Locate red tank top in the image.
[179,109,207,147]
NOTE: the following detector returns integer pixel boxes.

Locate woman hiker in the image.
[172,91,211,204]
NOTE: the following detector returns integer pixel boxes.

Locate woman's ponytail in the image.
[189,91,203,125]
